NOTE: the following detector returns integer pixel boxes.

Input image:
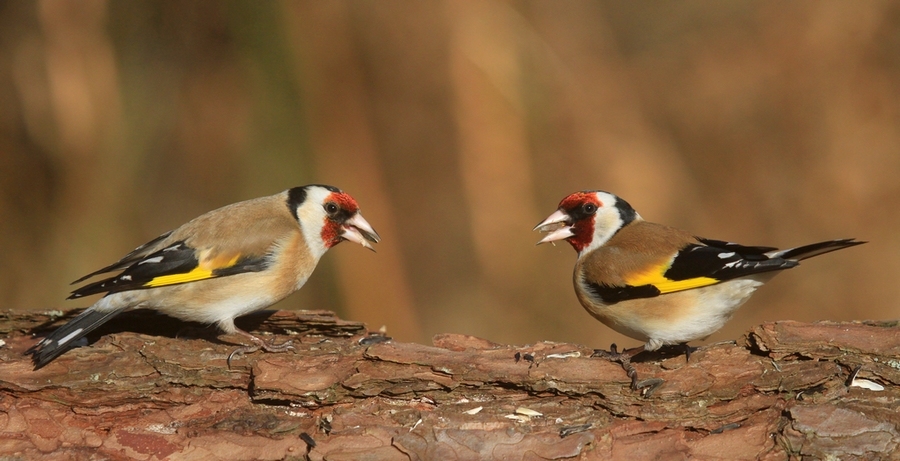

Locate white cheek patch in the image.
[579,212,624,256]
[294,187,335,260]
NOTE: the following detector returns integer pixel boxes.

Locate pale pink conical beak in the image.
[533,209,575,245]
[341,213,381,251]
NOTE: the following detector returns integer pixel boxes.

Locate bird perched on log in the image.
[29,184,380,369]
[535,190,864,390]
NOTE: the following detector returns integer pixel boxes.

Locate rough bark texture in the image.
[1,309,898,460]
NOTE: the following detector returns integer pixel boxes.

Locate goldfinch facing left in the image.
[29,184,380,369]
[535,190,864,388]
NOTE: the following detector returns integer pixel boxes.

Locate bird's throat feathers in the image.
[573,211,631,255]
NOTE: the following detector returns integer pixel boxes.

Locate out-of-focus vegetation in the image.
[1,1,896,348]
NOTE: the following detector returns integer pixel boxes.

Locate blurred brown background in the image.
[1,1,897,350]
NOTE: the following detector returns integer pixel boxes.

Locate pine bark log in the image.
[1,309,898,460]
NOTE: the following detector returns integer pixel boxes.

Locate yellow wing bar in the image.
[143,254,240,288]
[648,277,718,293]
[624,263,719,294]
[143,267,216,287]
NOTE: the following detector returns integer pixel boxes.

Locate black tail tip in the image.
[25,342,54,370]
[834,238,868,250]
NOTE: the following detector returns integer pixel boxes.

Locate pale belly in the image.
[578,276,772,350]
[97,270,308,332]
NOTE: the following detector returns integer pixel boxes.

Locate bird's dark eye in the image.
[583,203,597,214]
[325,202,339,215]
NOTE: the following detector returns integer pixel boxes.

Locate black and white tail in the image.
[28,308,122,369]
[767,238,866,261]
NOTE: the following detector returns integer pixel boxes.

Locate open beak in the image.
[341,213,381,251]
[533,209,575,245]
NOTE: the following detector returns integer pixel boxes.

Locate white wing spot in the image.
[120,275,132,281]
[718,252,736,259]
[139,256,164,265]
[163,245,182,252]
[723,260,743,269]
[58,328,85,346]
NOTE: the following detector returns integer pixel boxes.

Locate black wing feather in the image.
[665,243,797,282]
[585,282,661,304]
[212,255,270,277]
[68,241,272,299]
[68,242,199,298]
[694,238,776,259]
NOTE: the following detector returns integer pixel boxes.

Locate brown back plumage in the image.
[578,221,697,287]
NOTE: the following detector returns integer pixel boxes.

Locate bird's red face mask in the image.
[533,192,601,253]
[320,192,381,250]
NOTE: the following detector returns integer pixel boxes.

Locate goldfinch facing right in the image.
[29,184,380,369]
[535,190,864,389]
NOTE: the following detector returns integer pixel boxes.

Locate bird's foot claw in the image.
[592,343,661,394]
[227,345,260,368]
[258,338,295,353]
[226,337,294,368]
[591,343,632,362]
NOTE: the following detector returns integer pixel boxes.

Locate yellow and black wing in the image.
[584,239,793,304]
[647,239,788,292]
[68,241,269,299]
